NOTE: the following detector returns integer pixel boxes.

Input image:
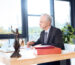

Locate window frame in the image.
[27,0,55,41]
[0,0,55,41]
[0,0,28,40]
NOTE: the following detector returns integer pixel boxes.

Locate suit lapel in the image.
[41,31,45,44]
[47,26,53,44]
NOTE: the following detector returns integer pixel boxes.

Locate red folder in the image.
[34,45,61,55]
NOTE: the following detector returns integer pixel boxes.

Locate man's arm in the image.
[32,31,43,46]
[27,31,43,47]
[32,38,41,46]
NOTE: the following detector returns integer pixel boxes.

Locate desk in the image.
[0,47,75,65]
[10,52,75,65]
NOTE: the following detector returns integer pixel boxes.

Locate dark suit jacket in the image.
[34,26,64,49]
[33,26,65,65]
[33,26,70,65]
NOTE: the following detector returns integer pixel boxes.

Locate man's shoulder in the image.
[51,26,61,31]
[51,26,62,34]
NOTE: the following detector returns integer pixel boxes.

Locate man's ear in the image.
[47,21,50,26]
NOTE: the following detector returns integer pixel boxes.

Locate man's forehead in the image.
[41,15,47,18]
[40,16,47,20]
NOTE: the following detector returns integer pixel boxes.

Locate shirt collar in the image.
[45,26,51,33]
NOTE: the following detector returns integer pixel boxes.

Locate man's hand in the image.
[27,41,35,48]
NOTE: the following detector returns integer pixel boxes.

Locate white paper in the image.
[0,62,6,65]
[34,45,51,48]
[19,47,37,60]
[0,52,10,65]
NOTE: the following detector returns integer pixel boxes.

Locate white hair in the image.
[41,13,52,22]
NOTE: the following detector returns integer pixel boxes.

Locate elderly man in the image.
[27,14,69,65]
[27,14,64,49]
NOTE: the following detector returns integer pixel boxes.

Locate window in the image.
[28,16,41,41]
[28,0,50,15]
[0,0,26,39]
[0,0,54,41]
[54,1,71,29]
[0,0,22,34]
[0,38,25,49]
[0,39,14,49]
[27,0,50,41]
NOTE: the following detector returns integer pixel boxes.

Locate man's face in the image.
[40,16,51,30]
